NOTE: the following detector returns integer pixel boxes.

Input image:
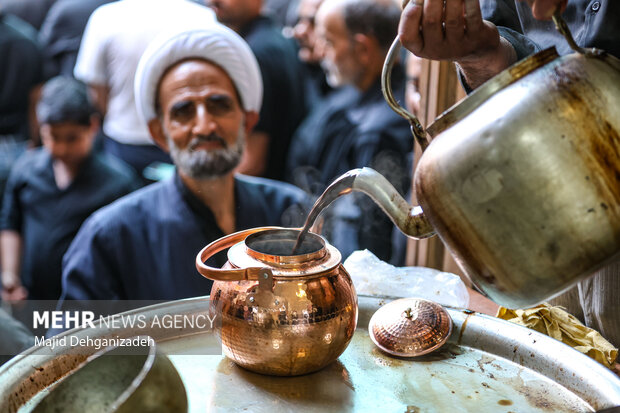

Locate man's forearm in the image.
[1,230,22,281]
[456,37,518,90]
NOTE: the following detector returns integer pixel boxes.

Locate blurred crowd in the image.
[0,0,421,305]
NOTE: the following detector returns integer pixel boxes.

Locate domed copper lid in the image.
[369,298,453,357]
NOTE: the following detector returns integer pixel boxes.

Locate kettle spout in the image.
[350,168,435,239]
[302,168,434,239]
[296,168,434,253]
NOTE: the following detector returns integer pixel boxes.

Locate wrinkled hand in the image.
[398,0,501,63]
[1,272,28,301]
[519,0,568,20]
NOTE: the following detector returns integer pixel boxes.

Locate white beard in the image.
[167,124,245,180]
[321,59,345,88]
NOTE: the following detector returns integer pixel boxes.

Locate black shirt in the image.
[302,62,333,110]
[1,0,56,30]
[288,68,411,195]
[38,0,114,79]
[482,0,620,60]
[0,13,43,138]
[0,149,140,300]
[286,85,360,193]
[240,16,307,181]
[59,173,310,301]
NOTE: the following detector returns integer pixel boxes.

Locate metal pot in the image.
[195,227,358,376]
[31,337,187,413]
[310,13,620,309]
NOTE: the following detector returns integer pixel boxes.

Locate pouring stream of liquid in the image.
[292,172,358,255]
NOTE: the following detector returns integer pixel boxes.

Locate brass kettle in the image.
[196,227,357,376]
[314,13,620,309]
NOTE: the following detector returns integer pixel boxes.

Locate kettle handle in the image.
[386,6,590,139]
[382,37,430,151]
[196,226,281,282]
[552,11,589,55]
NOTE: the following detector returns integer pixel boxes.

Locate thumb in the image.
[521,0,568,20]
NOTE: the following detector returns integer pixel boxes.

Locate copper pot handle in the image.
[195,226,282,282]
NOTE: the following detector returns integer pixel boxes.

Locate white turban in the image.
[135,25,263,123]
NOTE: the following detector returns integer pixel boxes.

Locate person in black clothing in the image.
[207,0,307,181]
[38,0,114,79]
[288,0,412,262]
[292,0,333,109]
[262,0,298,27]
[0,13,43,203]
[0,76,140,301]
[1,0,56,31]
[58,27,310,304]
[293,0,323,64]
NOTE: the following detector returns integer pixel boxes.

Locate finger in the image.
[520,0,567,20]
[2,282,15,292]
[463,0,484,32]
[535,0,568,19]
[444,0,465,44]
[398,0,425,55]
[16,287,28,301]
[422,0,445,50]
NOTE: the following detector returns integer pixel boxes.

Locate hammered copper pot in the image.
[196,227,358,376]
[31,337,187,413]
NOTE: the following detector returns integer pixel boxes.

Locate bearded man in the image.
[57,26,309,302]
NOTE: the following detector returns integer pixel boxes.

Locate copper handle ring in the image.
[195,226,282,283]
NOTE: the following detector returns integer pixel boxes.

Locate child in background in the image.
[0,76,140,301]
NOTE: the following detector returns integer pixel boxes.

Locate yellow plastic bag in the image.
[497,303,618,369]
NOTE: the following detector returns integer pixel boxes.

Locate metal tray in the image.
[1,295,619,412]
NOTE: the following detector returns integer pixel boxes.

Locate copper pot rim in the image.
[244,228,327,265]
[226,230,344,279]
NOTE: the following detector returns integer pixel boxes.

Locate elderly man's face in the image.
[316,4,361,88]
[153,59,247,179]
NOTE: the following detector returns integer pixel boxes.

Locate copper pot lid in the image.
[368,298,453,357]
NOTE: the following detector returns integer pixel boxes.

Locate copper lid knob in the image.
[369,298,453,357]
